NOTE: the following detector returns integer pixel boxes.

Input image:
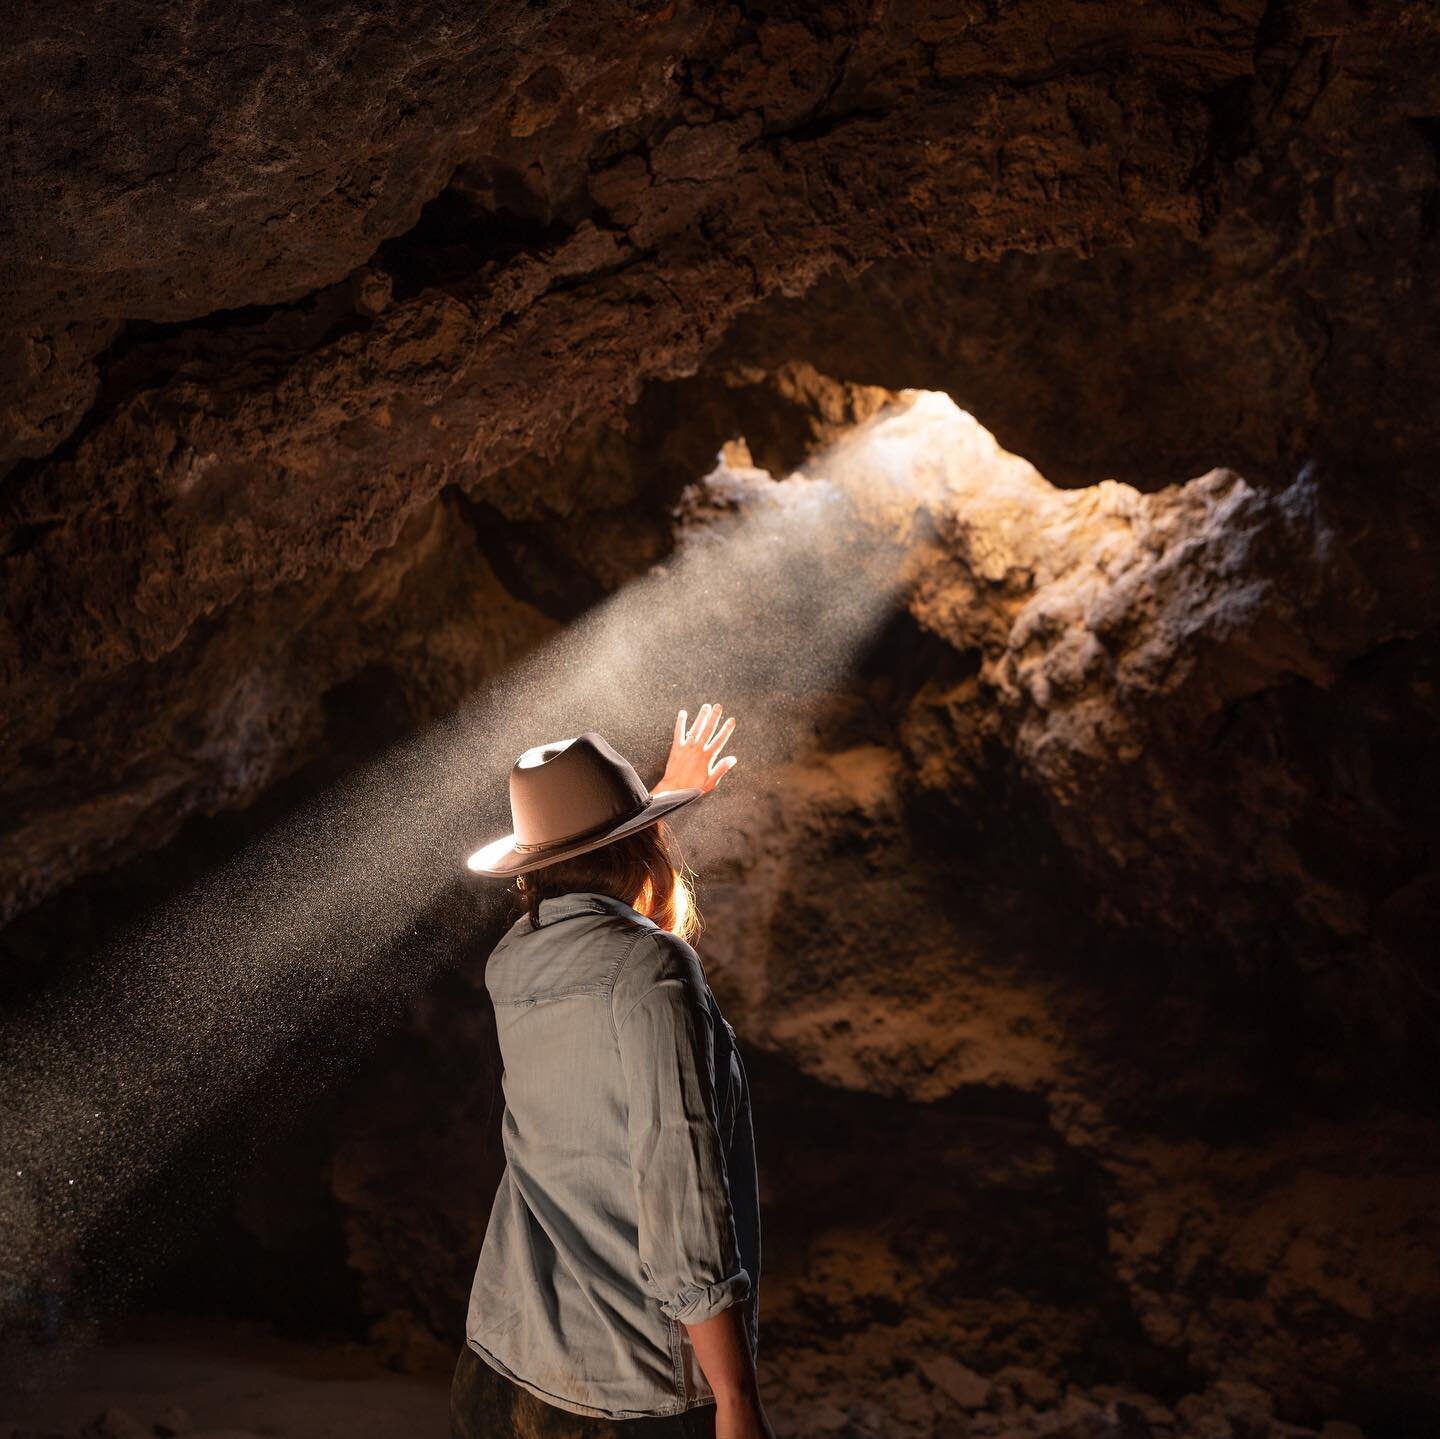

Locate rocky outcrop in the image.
[7,0,1440,928]
[0,0,1217,690]
[306,404,1437,1434]
[0,494,552,927]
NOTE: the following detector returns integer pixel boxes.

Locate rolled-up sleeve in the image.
[613,930,751,1326]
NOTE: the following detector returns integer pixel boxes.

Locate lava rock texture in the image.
[3,2,1439,1437]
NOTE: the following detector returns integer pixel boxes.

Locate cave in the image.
[2,5,1438,1438]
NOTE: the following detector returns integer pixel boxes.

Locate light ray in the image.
[0,393,967,1316]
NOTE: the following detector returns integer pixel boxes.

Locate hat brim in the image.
[465,787,705,878]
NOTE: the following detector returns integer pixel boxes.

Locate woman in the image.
[453,704,774,1439]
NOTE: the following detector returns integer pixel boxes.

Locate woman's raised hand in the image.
[656,702,738,795]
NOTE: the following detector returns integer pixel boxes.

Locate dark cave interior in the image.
[3,3,1440,1438]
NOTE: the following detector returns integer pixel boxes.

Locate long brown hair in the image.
[512,818,703,945]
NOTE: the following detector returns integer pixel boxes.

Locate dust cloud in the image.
[1,396,958,1322]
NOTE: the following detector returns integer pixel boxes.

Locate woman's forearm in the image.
[683,1303,760,1406]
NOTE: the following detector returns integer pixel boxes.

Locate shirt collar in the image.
[532,890,658,929]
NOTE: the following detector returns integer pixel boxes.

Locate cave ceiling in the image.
[2,0,1439,932]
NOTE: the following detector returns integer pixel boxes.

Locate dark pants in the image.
[450,1344,718,1439]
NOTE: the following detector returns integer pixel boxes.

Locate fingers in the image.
[678,702,735,751]
[707,714,737,789]
[686,702,714,746]
[704,705,728,747]
[706,714,736,756]
[704,754,738,791]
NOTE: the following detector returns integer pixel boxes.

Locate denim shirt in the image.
[464,891,761,1420]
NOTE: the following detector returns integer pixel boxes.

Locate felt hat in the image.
[465,731,702,877]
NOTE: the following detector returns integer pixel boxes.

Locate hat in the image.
[465,731,702,877]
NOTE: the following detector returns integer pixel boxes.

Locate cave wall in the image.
[3,4,1440,1438]
[300,406,1439,1437]
[7,0,1440,930]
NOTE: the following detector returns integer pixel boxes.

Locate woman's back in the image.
[465,889,761,1423]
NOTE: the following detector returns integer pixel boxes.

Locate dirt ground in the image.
[0,1318,449,1439]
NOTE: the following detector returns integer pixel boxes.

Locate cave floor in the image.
[0,1318,449,1438]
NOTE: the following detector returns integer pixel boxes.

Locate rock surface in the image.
[2,4,1439,1437]
[6,0,1440,927]
[314,407,1439,1431]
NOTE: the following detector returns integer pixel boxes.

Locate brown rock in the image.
[995,1365,1062,1408]
[152,1405,191,1437]
[80,1413,146,1439]
[918,1354,992,1410]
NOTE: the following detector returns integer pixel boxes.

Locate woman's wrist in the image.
[712,1375,761,1408]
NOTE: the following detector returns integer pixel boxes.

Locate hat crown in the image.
[509,731,650,852]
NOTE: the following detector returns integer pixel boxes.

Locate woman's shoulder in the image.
[611,925,707,1012]
[487,911,532,957]
[484,914,644,1013]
